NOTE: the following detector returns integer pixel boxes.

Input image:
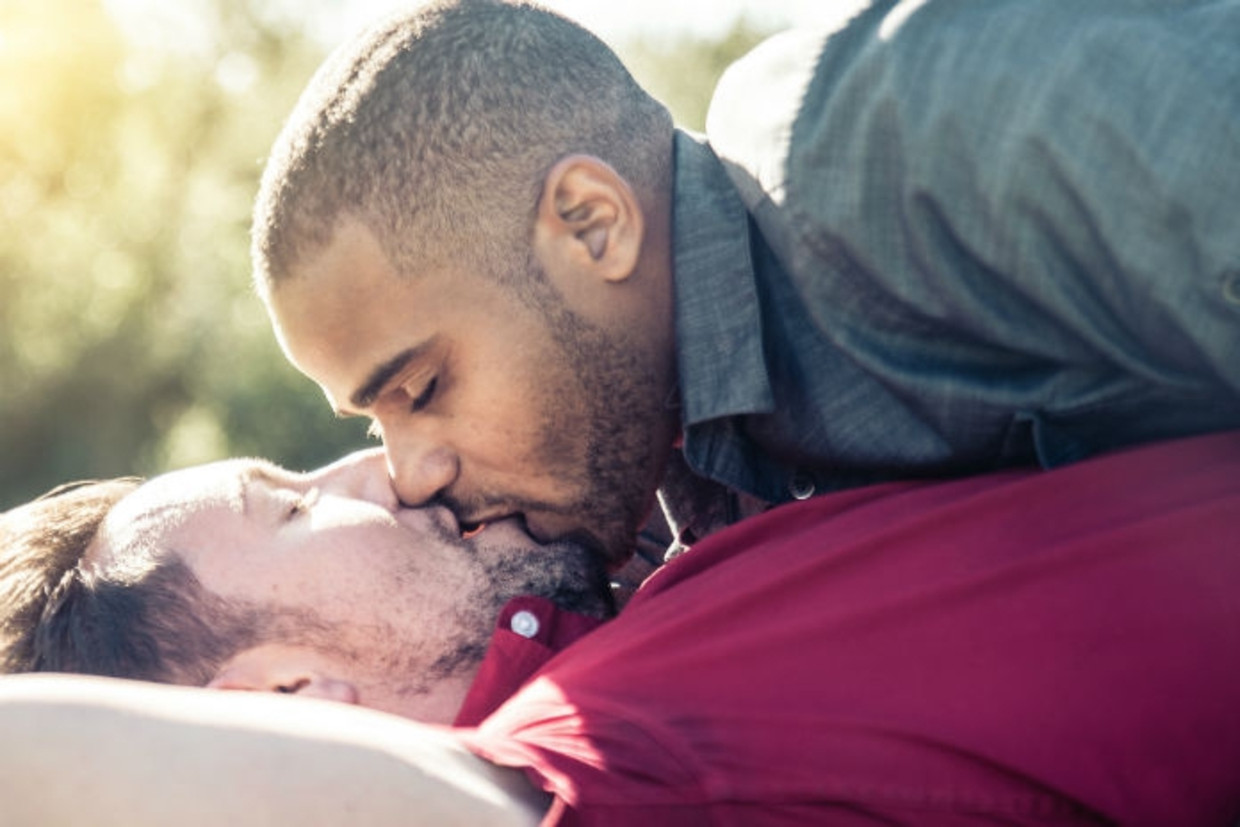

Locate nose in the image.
[305,448,400,510]
[385,434,460,507]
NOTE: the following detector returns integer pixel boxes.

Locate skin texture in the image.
[86,449,609,724]
[268,173,678,566]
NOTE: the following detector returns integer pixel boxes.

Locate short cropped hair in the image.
[0,480,263,685]
[252,0,672,292]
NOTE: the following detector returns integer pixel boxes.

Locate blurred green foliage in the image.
[621,16,771,132]
[0,0,770,509]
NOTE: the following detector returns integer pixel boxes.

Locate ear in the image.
[207,645,360,704]
[533,154,644,287]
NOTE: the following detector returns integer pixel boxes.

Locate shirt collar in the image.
[453,596,606,727]
[671,129,776,426]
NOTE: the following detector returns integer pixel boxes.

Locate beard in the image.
[542,301,669,564]
[510,253,675,566]
[424,538,614,683]
[267,534,613,705]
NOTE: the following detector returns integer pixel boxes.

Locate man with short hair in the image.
[4,432,1240,823]
[1,449,612,719]
[254,0,1240,565]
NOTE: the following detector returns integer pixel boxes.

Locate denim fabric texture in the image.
[662,0,1240,540]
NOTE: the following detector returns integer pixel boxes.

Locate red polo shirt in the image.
[457,432,1240,825]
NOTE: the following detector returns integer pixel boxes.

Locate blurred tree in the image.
[0,0,371,508]
[0,1,773,509]
[619,16,772,131]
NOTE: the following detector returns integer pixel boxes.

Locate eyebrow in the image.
[237,462,286,517]
[346,337,439,413]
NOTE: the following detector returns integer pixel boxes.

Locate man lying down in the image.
[3,434,1240,826]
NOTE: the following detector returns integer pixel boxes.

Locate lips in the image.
[458,511,543,544]
[454,505,527,538]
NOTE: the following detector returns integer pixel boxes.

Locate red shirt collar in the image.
[453,596,606,727]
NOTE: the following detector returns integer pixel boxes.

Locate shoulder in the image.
[704,26,835,212]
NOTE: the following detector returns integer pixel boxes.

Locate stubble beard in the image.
[423,538,614,684]
[531,283,670,567]
[283,536,612,704]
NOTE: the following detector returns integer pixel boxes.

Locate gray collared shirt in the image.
[660,0,1240,547]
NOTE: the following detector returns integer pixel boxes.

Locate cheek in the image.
[454,326,593,480]
[273,552,409,621]
[251,527,404,598]
[458,360,570,447]
[464,384,588,480]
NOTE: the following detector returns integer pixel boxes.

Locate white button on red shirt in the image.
[510,610,540,639]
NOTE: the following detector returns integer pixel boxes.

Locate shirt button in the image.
[510,610,540,639]
[788,471,816,501]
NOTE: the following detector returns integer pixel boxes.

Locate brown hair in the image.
[252,0,672,292]
[0,480,263,685]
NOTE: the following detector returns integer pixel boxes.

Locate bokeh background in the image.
[0,0,828,509]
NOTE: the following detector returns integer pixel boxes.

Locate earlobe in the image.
[207,646,360,705]
[289,675,360,704]
[535,154,644,284]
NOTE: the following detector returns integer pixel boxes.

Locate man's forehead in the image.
[267,218,401,333]
[86,460,252,571]
[264,216,441,414]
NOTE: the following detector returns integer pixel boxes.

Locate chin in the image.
[482,538,614,619]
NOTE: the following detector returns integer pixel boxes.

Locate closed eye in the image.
[286,488,320,521]
[408,376,438,413]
